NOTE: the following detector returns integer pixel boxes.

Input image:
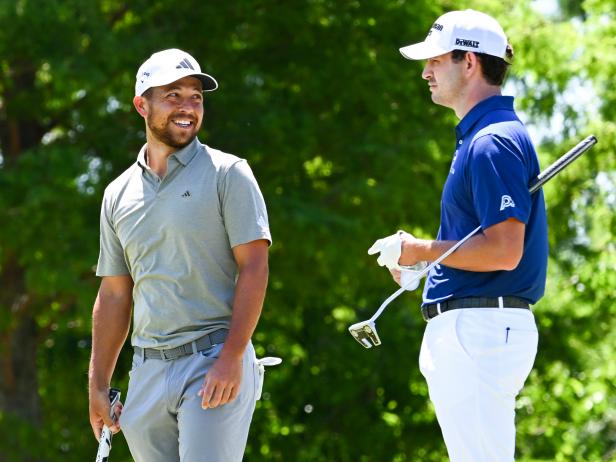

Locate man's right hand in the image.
[89,387,122,440]
[389,264,426,291]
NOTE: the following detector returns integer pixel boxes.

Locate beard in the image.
[147,111,201,149]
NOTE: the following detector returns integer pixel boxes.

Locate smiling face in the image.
[138,76,204,149]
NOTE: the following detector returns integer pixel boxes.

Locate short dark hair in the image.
[451,44,514,86]
[141,88,154,99]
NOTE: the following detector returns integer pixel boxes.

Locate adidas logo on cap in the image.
[135,48,218,96]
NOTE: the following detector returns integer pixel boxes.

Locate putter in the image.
[349,135,598,348]
[95,387,121,462]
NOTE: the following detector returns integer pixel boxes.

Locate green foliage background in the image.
[0,0,614,461]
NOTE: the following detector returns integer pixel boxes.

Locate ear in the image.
[133,96,148,118]
[465,52,479,73]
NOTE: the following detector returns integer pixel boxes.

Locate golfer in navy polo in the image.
[368,10,548,462]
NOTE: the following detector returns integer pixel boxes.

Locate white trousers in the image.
[419,308,538,462]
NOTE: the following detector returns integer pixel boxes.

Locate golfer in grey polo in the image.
[88,48,272,462]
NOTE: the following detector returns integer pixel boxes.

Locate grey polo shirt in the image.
[96,137,271,349]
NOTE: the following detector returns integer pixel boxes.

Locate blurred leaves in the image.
[0,0,614,461]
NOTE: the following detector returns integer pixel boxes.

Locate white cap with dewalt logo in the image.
[399,10,508,61]
[135,48,218,96]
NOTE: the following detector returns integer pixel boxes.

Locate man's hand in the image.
[398,231,425,267]
[369,230,428,272]
[89,387,122,440]
[368,231,404,270]
[390,268,402,285]
[198,354,243,409]
[389,264,427,291]
[89,275,131,441]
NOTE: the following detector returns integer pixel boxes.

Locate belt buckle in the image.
[159,348,174,361]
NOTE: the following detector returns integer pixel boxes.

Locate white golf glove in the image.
[368,231,428,291]
[399,261,428,291]
[368,230,405,270]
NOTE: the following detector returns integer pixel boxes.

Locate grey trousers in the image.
[120,341,260,462]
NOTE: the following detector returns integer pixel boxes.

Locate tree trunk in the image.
[0,258,42,462]
[1,323,41,419]
[0,315,41,425]
[0,61,45,462]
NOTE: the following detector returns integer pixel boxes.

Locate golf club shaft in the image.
[529,135,597,194]
[370,225,480,321]
[369,134,598,323]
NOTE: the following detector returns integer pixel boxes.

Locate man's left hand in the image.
[368,230,404,270]
[198,354,243,409]
[398,231,425,267]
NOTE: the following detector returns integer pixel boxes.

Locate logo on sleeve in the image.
[500,195,515,211]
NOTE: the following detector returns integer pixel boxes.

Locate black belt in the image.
[134,329,228,360]
[422,297,530,322]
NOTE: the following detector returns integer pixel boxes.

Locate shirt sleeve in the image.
[96,191,130,276]
[469,134,532,230]
[220,160,272,248]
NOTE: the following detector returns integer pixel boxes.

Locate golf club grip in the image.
[95,388,121,462]
[95,426,113,462]
[529,135,597,194]
[370,134,597,322]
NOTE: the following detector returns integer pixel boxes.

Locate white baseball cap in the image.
[135,48,218,96]
[399,10,508,61]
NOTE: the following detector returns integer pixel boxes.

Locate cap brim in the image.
[193,73,218,92]
[399,41,451,60]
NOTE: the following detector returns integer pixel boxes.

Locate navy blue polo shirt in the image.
[423,95,548,305]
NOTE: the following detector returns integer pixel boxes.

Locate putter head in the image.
[348,320,381,348]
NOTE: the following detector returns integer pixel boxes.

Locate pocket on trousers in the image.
[453,311,476,361]
[505,326,538,347]
[129,353,145,378]
[503,326,539,393]
[419,311,472,378]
